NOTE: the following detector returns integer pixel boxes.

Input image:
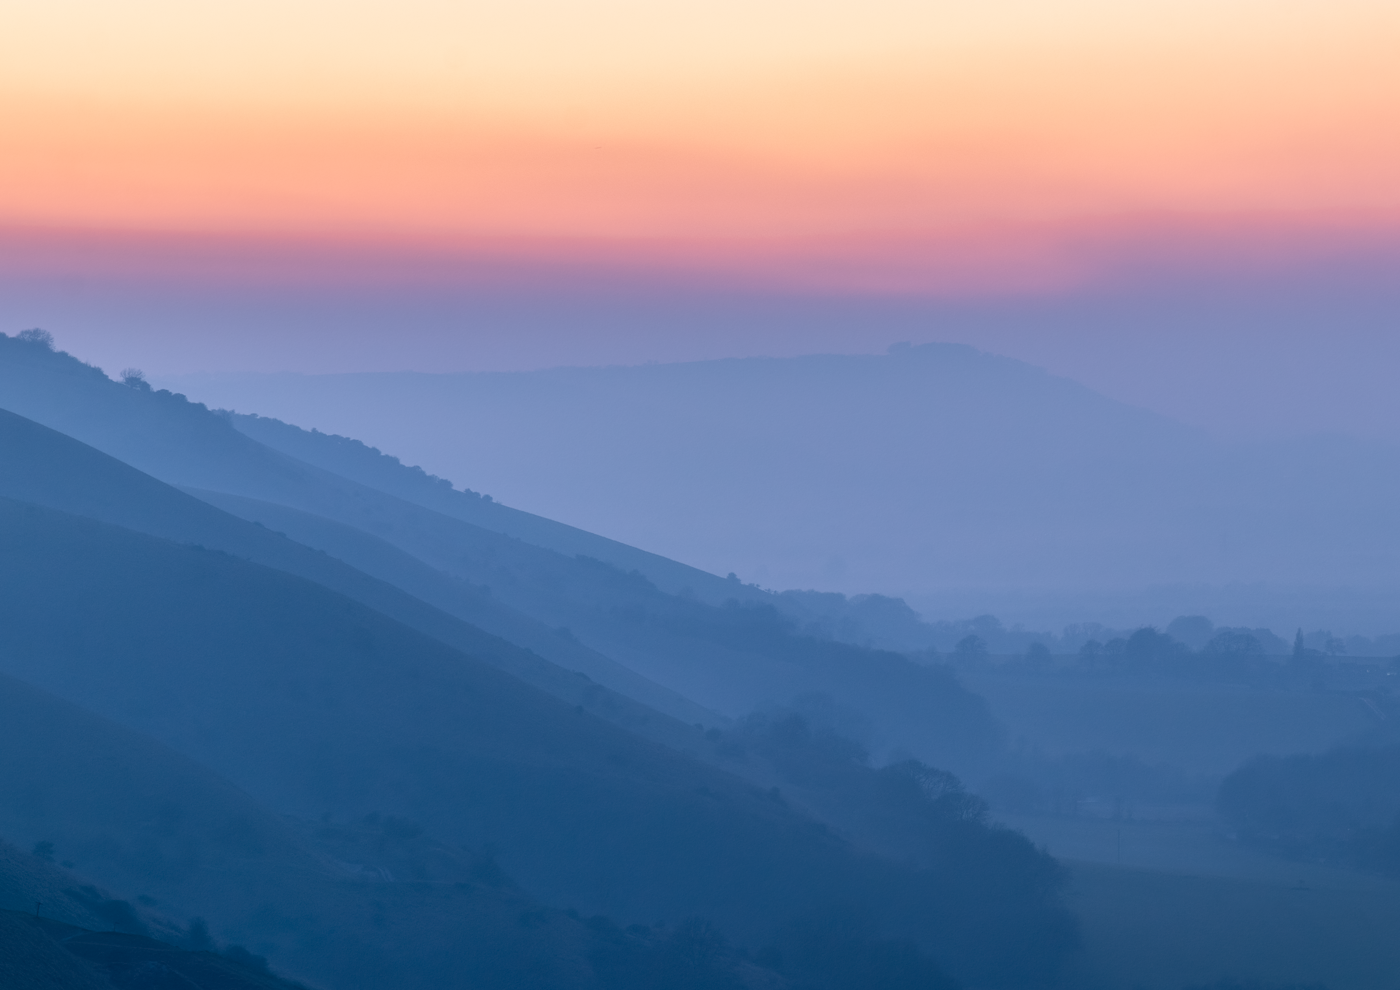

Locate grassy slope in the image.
[192,477,997,769]
[0,911,112,990]
[0,339,999,773]
[0,406,717,744]
[0,676,633,990]
[0,909,313,990]
[230,413,945,654]
[0,498,1069,986]
[0,840,143,934]
[0,339,719,726]
[0,673,312,923]
[227,411,763,607]
[0,406,993,869]
[185,486,717,726]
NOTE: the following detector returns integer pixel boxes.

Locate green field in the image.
[968,669,1400,989]
[1000,814,1400,990]
[1066,860,1400,990]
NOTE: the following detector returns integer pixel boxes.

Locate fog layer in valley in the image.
[164,343,1400,633]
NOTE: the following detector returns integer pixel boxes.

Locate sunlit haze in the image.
[2,1,1398,291]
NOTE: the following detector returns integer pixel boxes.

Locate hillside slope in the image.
[164,345,1400,626]
[227,410,766,607]
[0,331,747,606]
[0,910,308,990]
[0,405,715,733]
[226,414,944,648]
[0,674,653,990]
[0,498,1074,987]
[0,336,1000,771]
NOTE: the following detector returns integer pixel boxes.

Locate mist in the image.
[4,5,1400,981]
[3,319,1400,988]
[162,341,1400,635]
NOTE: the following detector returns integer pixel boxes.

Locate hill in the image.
[225,412,945,649]
[226,409,765,608]
[0,496,1075,987]
[163,344,1400,633]
[0,330,743,607]
[191,483,999,768]
[0,404,717,733]
[0,334,1000,772]
[0,909,308,990]
[0,672,665,990]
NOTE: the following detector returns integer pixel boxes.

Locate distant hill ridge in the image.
[162,343,1400,633]
[0,333,1000,772]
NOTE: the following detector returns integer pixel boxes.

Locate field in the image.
[969,668,1400,988]
[961,670,1377,775]
[1000,813,1400,989]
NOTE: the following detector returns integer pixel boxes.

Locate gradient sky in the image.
[3,0,1399,290]
[2,1,1399,439]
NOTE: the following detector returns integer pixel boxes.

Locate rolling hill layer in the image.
[0,495,1074,986]
[0,333,999,772]
[165,344,1400,632]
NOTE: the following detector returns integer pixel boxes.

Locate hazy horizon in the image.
[154,340,1400,638]
[5,4,1400,989]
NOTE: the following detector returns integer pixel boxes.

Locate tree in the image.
[1124,627,1185,665]
[1166,615,1215,650]
[1203,631,1264,657]
[120,367,152,391]
[16,328,53,349]
[953,634,988,665]
[1024,642,1052,668]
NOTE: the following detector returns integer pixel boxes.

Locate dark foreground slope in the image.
[0,498,1075,987]
[0,908,306,990]
[0,334,1000,772]
[0,673,670,990]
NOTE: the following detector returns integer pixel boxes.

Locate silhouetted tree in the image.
[1203,631,1264,657]
[953,634,988,664]
[16,328,53,349]
[1024,641,1052,668]
[121,367,152,391]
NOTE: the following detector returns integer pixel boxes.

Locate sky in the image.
[2,0,1399,438]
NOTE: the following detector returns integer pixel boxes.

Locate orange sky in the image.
[2,0,1398,293]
